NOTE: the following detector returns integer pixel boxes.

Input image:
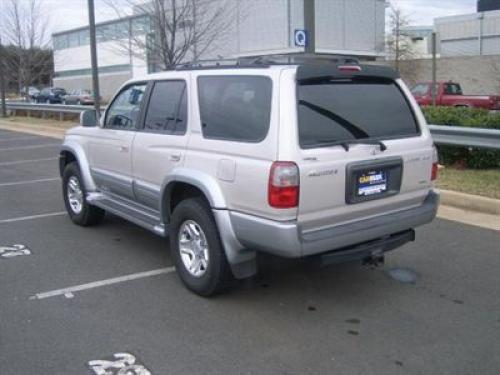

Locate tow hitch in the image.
[362,254,385,267]
[319,229,415,267]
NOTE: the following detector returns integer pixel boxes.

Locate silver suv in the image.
[60,60,439,296]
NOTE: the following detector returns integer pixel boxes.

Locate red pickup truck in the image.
[411,81,500,110]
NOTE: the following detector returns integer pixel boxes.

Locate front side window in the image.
[298,79,419,148]
[105,84,147,130]
[144,81,187,134]
[198,76,272,142]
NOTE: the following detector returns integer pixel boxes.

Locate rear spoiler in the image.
[296,64,400,83]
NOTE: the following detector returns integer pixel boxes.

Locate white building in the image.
[435,9,500,57]
[52,0,387,100]
[399,26,434,59]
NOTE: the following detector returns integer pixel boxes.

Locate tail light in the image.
[431,163,439,181]
[268,161,299,208]
[431,146,439,181]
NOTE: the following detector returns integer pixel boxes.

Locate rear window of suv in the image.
[297,79,419,148]
[198,76,272,142]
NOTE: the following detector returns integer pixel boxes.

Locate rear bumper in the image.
[229,190,439,258]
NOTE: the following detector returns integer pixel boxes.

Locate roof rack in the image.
[175,53,360,71]
[238,53,360,65]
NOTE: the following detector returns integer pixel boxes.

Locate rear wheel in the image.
[170,197,232,296]
[62,162,105,226]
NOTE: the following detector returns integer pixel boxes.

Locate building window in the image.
[68,32,79,48]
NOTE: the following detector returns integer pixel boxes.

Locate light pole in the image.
[303,0,315,55]
[431,31,437,106]
[88,0,101,123]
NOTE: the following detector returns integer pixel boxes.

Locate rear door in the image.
[132,78,189,210]
[288,71,435,231]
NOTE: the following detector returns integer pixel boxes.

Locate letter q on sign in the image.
[294,29,307,47]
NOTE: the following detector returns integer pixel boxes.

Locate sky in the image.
[0,0,479,37]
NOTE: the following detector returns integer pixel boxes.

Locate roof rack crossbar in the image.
[174,53,361,71]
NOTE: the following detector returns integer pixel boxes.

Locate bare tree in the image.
[104,0,238,71]
[0,37,7,117]
[3,0,52,98]
[386,3,414,72]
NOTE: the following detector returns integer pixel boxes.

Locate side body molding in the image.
[60,139,97,192]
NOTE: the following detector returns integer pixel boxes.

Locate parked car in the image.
[59,61,439,296]
[63,89,99,105]
[21,86,40,101]
[35,87,67,104]
[411,81,500,110]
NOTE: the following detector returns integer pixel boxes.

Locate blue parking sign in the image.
[294,29,307,47]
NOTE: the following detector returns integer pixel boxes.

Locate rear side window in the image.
[444,83,462,95]
[297,79,419,148]
[410,83,429,96]
[144,80,187,135]
[198,76,272,142]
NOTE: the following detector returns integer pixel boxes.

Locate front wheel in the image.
[170,197,232,296]
[62,162,105,226]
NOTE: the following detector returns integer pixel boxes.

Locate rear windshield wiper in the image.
[298,100,369,139]
[303,139,387,152]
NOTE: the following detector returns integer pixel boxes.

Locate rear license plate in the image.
[356,170,388,197]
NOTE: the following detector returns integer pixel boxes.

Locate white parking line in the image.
[0,157,58,166]
[30,267,176,300]
[0,211,66,224]
[0,143,60,151]
[0,177,59,187]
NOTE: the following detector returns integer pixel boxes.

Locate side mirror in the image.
[80,109,97,127]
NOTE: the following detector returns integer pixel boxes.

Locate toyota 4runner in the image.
[60,60,439,296]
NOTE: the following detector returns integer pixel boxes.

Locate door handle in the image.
[119,146,129,152]
[169,154,181,162]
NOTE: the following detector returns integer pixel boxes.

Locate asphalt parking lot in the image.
[0,128,499,375]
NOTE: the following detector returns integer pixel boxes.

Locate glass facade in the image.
[53,15,151,51]
[54,64,131,78]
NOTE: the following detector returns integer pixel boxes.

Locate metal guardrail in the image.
[3,103,500,150]
[5,102,104,121]
[429,125,500,150]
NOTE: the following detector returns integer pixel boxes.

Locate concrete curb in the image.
[0,121,72,140]
[440,189,500,216]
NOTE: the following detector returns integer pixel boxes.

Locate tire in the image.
[62,162,105,226]
[170,197,232,296]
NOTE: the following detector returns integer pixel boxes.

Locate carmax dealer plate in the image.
[357,169,388,196]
